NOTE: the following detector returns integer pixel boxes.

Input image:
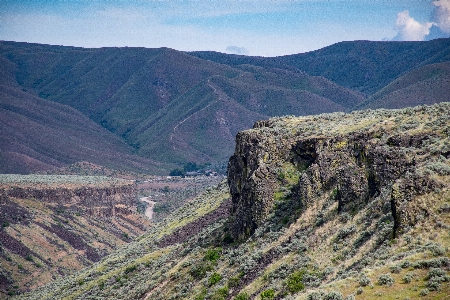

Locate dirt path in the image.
[140,197,156,220]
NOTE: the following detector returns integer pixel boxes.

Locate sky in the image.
[0,0,449,57]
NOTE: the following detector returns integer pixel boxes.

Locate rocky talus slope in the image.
[0,175,150,297]
[15,103,450,300]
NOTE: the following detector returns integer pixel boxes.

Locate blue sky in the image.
[1,0,449,56]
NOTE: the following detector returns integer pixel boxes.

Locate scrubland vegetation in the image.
[9,102,449,300]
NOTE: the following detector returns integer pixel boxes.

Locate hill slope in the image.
[0,41,364,171]
[355,61,450,109]
[16,103,450,300]
[193,38,450,95]
[0,84,162,174]
[2,39,450,173]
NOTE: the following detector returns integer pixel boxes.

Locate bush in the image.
[377,274,394,286]
[419,288,429,296]
[426,268,450,291]
[427,278,442,291]
[402,272,414,284]
[324,291,343,300]
[307,291,325,300]
[413,257,450,269]
[335,225,356,242]
[427,267,446,279]
[286,270,305,294]
[211,286,229,300]
[209,272,222,286]
[124,264,137,274]
[260,289,275,300]
[390,265,401,274]
[169,169,184,176]
[359,275,372,287]
[204,248,221,262]
[228,273,243,287]
[190,262,213,279]
[234,292,250,300]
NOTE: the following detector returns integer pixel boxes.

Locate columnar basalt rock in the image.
[228,103,450,240]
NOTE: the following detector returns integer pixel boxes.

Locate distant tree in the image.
[169,169,184,176]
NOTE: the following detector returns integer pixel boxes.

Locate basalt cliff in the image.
[14,103,450,300]
[228,104,450,241]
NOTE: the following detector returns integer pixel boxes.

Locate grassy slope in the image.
[192,38,450,96]
[15,103,450,300]
[0,84,162,174]
[355,61,450,110]
[0,41,365,170]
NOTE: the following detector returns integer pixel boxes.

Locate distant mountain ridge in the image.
[1,39,449,174]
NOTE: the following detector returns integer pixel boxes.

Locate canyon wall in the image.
[228,103,450,240]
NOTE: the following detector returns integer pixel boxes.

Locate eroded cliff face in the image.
[228,103,450,240]
[0,175,150,295]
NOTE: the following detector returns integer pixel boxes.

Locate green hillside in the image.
[356,61,450,109]
[0,41,365,172]
[1,39,450,174]
[0,84,161,174]
[193,38,450,95]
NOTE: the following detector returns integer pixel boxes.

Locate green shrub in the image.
[204,248,222,262]
[359,274,371,287]
[98,280,105,290]
[228,273,243,287]
[426,268,450,291]
[324,291,343,300]
[234,292,250,300]
[402,272,414,284]
[260,289,275,300]
[390,265,401,274]
[209,272,222,286]
[413,257,450,269]
[194,288,207,300]
[377,274,394,286]
[190,262,213,279]
[286,270,305,293]
[211,286,229,300]
[419,288,429,296]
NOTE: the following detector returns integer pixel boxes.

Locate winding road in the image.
[140,197,156,220]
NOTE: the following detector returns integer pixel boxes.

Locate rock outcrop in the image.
[228,103,450,240]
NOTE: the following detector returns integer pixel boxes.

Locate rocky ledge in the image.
[228,103,450,240]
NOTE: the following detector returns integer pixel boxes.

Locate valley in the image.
[1,38,450,299]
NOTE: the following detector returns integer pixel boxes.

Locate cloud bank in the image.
[393,0,450,41]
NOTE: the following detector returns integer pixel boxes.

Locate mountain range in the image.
[1,38,450,174]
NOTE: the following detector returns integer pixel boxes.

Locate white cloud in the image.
[393,10,432,41]
[225,46,249,55]
[432,0,450,33]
